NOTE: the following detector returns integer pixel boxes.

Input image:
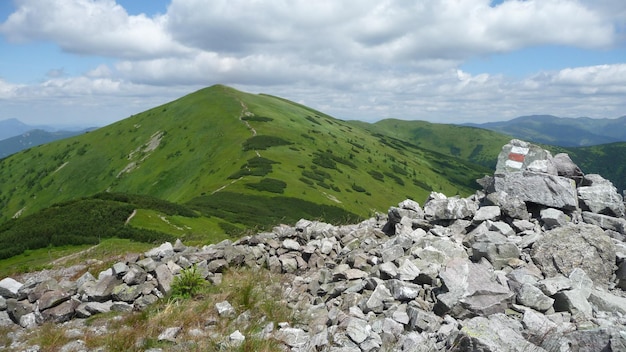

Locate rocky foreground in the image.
[2,139,626,351]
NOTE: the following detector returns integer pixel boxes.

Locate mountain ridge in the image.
[464,114,626,147]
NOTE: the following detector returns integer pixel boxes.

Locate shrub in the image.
[245,178,287,193]
[242,136,292,151]
[171,265,207,299]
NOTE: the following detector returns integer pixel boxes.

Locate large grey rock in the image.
[122,266,148,285]
[578,174,625,218]
[346,317,371,344]
[6,298,33,325]
[0,278,23,299]
[436,258,514,318]
[540,208,570,230]
[470,230,521,270]
[145,242,174,258]
[38,290,71,311]
[540,327,626,352]
[112,283,141,302]
[364,284,394,313]
[154,264,174,294]
[582,211,626,234]
[473,206,501,222]
[84,275,121,302]
[553,289,593,319]
[531,223,615,287]
[495,139,553,175]
[552,153,584,183]
[451,315,546,352]
[588,289,626,315]
[483,190,530,221]
[423,193,478,221]
[274,327,309,348]
[41,298,80,323]
[493,172,578,210]
[515,283,554,312]
[386,279,421,301]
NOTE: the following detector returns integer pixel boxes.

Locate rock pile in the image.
[2,139,626,351]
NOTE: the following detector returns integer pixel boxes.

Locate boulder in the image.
[492,172,578,210]
[582,212,626,234]
[540,208,570,230]
[552,153,583,184]
[0,278,23,299]
[423,193,478,221]
[6,298,33,325]
[154,264,174,295]
[274,327,309,348]
[451,314,546,352]
[531,223,615,287]
[515,283,554,312]
[578,175,625,217]
[41,298,80,323]
[495,139,554,175]
[436,258,514,318]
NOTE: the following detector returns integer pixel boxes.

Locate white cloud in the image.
[0,0,192,59]
[0,0,624,125]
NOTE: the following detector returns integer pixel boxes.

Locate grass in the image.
[73,267,297,352]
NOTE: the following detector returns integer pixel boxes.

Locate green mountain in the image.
[0,84,491,227]
[0,129,91,158]
[465,115,626,147]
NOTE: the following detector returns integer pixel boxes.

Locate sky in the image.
[0,0,625,127]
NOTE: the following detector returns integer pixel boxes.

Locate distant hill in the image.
[0,129,91,158]
[0,118,34,140]
[465,115,626,147]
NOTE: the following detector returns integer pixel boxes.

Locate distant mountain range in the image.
[0,129,92,158]
[465,115,626,147]
[0,118,95,158]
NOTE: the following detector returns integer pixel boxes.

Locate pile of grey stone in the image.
[2,139,626,351]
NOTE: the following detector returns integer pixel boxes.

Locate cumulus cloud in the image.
[0,0,624,125]
[0,0,192,59]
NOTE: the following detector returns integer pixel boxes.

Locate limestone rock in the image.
[436,258,513,318]
[531,223,615,287]
[451,314,546,352]
[495,139,553,174]
[493,172,578,210]
[578,174,625,218]
[424,193,478,221]
[0,278,23,299]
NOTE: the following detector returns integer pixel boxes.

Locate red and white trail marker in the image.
[506,146,529,169]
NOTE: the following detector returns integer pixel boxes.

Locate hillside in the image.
[348,119,512,170]
[465,115,626,147]
[0,85,491,230]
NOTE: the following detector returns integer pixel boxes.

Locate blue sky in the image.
[0,0,625,126]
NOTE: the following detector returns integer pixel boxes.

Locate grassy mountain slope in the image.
[0,85,491,226]
[349,119,512,170]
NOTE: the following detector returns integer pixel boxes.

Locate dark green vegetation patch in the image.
[228,157,279,179]
[0,197,180,260]
[242,135,292,151]
[187,191,362,232]
[245,178,287,194]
